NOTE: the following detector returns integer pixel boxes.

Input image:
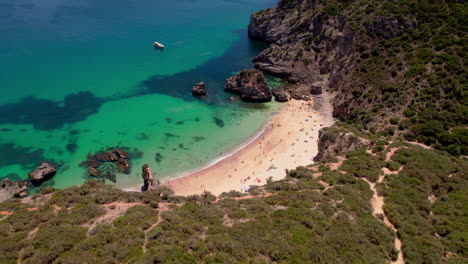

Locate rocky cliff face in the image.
[0,178,29,202]
[248,0,416,129]
[314,127,370,162]
[225,69,272,102]
[248,0,356,92]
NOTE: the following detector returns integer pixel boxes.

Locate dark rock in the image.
[0,178,29,202]
[225,69,272,102]
[108,151,118,161]
[142,164,159,191]
[82,148,132,181]
[310,85,323,95]
[117,158,130,173]
[314,128,370,162]
[193,136,205,142]
[66,143,78,153]
[213,117,225,128]
[155,152,163,163]
[272,88,289,102]
[116,149,128,159]
[88,167,100,177]
[192,82,207,96]
[28,163,56,183]
[368,16,415,40]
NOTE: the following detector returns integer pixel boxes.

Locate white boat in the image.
[153,41,165,48]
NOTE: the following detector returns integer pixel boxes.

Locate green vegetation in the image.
[319,0,468,156]
[379,144,467,263]
[0,170,398,264]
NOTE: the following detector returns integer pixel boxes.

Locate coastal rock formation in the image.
[142,164,158,191]
[82,148,131,183]
[0,178,29,202]
[117,158,130,173]
[28,163,56,184]
[192,82,207,96]
[247,1,423,133]
[272,88,289,102]
[225,69,272,102]
[314,128,370,162]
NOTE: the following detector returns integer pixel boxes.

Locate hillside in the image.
[0,131,466,263]
[249,0,467,156]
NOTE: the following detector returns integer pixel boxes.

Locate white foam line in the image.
[171,125,267,180]
[121,125,268,192]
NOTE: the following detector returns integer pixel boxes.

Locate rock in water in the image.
[225,69,272,102]
[0,178,29,202]
[142,164,158,191]
[272,88,289,102]
[28,163,56,183]
[192,82,207,96]
[117,158,130,173]
[88,167,100,177]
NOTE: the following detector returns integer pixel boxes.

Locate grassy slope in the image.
[0,131,466,263]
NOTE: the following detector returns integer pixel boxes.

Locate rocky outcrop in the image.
[225,69,272,102]
[248,1,417,131]
[192,82,207,96]
[368,16,415,40]
[272,88,289,102]
[0,178,29,202]
[249,3,357,89]
[314,128,370,162]
[142,164,158,191]
[81,148,131,183]
[28,163,56,184]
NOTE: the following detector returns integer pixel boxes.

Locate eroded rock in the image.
[142,164,159,191]
[0,178,29,202]
[192,82,207,96]
[272,88,289,102]
[81,148,132,183]
[314,128,370,162]
[28,163,56,184]
[225,69,272,102]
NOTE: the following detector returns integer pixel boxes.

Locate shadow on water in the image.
[0,29,267,131]
[128,29,268,105]
[0,92,103,130]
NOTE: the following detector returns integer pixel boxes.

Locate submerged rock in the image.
[117,158,130,173]
[28,163,56,184]
[82,148,132,183]
[88,167,100,177]
[272,88,289,102]
[0,178,29,202]
[142,164,158,191]
[213,117,225,128]
[192,82,207,96]
[225,69,272,102]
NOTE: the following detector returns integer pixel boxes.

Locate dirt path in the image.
[364,176,405,264]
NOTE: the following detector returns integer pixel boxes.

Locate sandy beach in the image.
[165,95,334,196]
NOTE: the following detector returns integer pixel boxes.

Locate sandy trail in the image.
[365,147,405,264]
[166,96,334,196]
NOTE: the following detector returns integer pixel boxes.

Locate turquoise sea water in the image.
[0,0,280,189]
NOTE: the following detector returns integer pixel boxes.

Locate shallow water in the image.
[0,0,280,189]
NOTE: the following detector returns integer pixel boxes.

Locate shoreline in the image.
[166,95,334,196]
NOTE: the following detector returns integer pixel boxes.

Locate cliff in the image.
[248,0,467,155]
